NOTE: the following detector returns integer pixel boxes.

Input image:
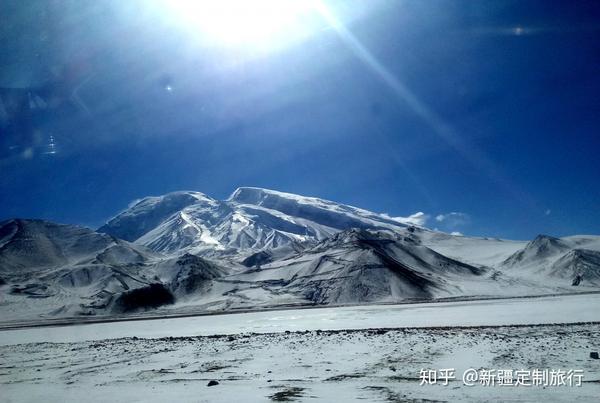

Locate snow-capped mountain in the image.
[97,191,222,243]
[1,188,599,321]
[98,187,417,260]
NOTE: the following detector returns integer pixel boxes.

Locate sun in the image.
[165,0,317,47]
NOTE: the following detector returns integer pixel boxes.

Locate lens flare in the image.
[166,0,315,47]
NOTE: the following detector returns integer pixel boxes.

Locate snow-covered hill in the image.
[1,188,599,321]
[217,229,488,307]
[0,219,156,276]
[0,219,230,319]
[501,234,600,286]
[502,235,571,268]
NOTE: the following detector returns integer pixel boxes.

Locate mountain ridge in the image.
[1,188,599,321]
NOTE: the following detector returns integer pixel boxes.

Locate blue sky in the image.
[1,0,599,240]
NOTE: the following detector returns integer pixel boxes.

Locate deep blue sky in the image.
[1,0,599,240]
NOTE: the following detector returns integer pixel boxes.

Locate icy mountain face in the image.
[99,187,414,259]
[228,187,413,232]
[97,191,217,242]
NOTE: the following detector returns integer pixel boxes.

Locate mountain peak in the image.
[129,191,214,208]
[528,234,569,251]
[1,218,92,238]
[502,234,571,268]
[98,191,218,242]
[228,187,308,204]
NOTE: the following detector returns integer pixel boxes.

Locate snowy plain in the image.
[2,289,600,402]
[1,292,599,346]
[1,321,599,402]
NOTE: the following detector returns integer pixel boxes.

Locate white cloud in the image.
[405,212,429,226]
[450,231,463,236]
[545,209,551,216]
[383,211,469,230]
[383,211,430,226]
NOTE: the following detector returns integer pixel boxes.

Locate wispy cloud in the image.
[383,212,430,226]
[434,212,470,234]
[435,212,470,226]
[384,211,469,230]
